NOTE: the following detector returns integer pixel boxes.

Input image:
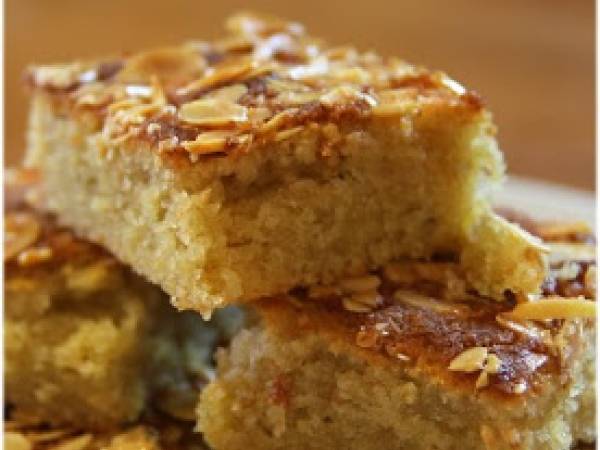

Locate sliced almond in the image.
[320,86,376,107]
[393,289,468,315]
[181,130,237,154]
[48,434,92,450]
[349,291,381,308]
[5,212,41,262]
[177,57,256,95]
[26,430,71,443]
[342,297,373,313]
[340,275,381,293]
[547,242,596,264]
[118,46,206,84]
[17,247,53,267]
[508,296,596,320]
[448,347,488,372]
[209,83,248,102]
[585,265,596,299]
[178,98,248,126]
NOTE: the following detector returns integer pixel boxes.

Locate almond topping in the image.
[48,434,92,450]
[17,247,54,267]
[5,212,41,262]
[393,289,468,315]
[178,98,248,126]
[508,296,596,320]
[177,58,256,95]
[585,265,596,299]
[342,297,373,313]
[209,83,248,102]
[181,130,238,154]
[339,275,381,293]
[448,347,488,372]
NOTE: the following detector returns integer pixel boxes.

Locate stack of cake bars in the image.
[5,13,595,450]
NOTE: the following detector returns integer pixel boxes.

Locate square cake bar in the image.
[4,168,237,430]
[198,221,596,450]
[26,13,546,316]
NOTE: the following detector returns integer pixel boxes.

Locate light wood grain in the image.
[5,0,594,189]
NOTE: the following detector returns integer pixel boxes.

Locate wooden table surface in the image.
[5,0,595,190]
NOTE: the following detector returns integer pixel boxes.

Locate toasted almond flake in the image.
[508,296,596,320]
[320,86,376,107]
[32,64,82,89]
[260,110,293,134]
[475,370,489,389]
[178,98,248,126]
[393,289,468,315]
[547,242,595,264]
[287,58,329,80]
[436,73,466,95]
[5,212,41,262]
[384,343,411,361]
[177,58,256,95]
[248,106,272,124]
[274,126,303,142]
[340,275,381,293]
[448,347,488,372]
[585,265,596,299]
[331,67,372,84]
[266,78,308,94]
[209,83,248,102]
[512,382,527,394]
[4,432,31,450]
[495,313,543,340]
[118,46,205,84]
[17,247,53,267]
[146,122,162,134]
[181,130,237,154]
[48,434,92,450]
[157,136,179,152]
[350,290,381,308]
[535,221,592,241]
[551,261,581,281]
[485,354,502,374]
[215,35,255,53]
[342,297,373,313]
[78,69,97,83]
[276,90,322,105]
[125,84,153,97]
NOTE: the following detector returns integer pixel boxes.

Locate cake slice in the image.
[25,12,546,316]
[4,168,243,430]
[198,221,596,450]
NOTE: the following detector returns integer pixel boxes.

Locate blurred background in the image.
[5,0,595,190]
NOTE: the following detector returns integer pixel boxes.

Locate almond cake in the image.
[198,220,596,450]
[25,12,547,316]
[4,168,242,430]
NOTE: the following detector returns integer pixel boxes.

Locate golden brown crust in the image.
[4,168,113,273]
[257,225,595,399]
[26,12,485,164]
